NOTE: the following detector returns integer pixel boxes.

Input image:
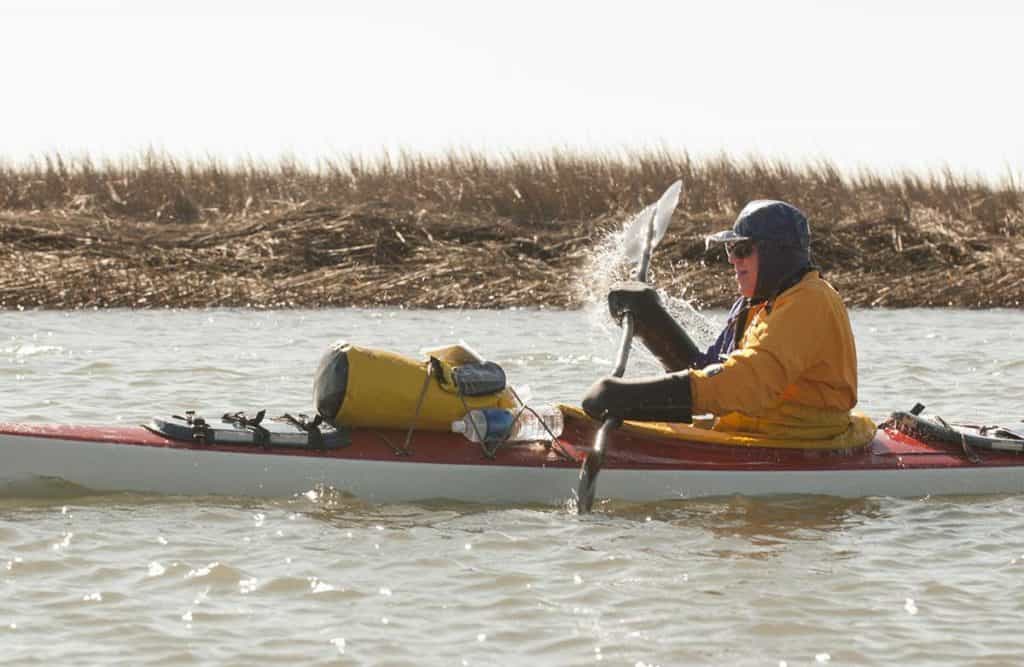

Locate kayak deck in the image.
[1,415,1023,470]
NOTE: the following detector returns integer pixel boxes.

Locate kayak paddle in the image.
[577,180,682,513]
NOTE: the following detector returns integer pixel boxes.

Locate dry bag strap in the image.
[398,358,443,456]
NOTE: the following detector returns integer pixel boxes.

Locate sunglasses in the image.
[725,240,756,259]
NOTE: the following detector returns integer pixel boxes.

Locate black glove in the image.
[606,282,702,372]
[582,371,693,423]
[608,282,661,324]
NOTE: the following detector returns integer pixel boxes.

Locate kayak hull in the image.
[0,429,571,503]
[2,416,1024,504]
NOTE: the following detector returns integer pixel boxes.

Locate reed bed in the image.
[1,150,1022,309]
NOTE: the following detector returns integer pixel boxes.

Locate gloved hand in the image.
[604,282,702,373]
[607,281,661,324]
[581,371,693,423]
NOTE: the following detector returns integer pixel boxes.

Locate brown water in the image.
[2,308,1024,665]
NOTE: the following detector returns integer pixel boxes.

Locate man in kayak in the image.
[582,200,859,438]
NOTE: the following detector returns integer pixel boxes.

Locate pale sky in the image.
[2,0,1022,182]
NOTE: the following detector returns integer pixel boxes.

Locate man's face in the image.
[727,241,758,298]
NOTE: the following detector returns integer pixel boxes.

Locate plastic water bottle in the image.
[451,406,564,442]
[509,405,564,441]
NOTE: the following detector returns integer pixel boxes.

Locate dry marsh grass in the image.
[1,150,1022,309]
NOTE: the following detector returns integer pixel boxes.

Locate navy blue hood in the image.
[707,200,813,300]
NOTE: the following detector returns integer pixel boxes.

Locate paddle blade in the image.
[576,415,620,514]
[577,453,601,513]
[651,179,682,247]
[621,179,683,264]
[620,205,656,266]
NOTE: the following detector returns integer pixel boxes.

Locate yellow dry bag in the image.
[312,342,517,431]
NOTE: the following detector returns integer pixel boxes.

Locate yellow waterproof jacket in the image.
[689,271,860,439]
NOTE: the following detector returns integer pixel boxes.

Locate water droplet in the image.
[309,578,335,593]
[331,638,346,654]
[147,562,166,577]
[573,574,583,585]
[186,563,218,579]
[52,532,73,551]
[904,598,918,615]
[477,633,486,642]
[379,587,392,596]
[815,653,831,663]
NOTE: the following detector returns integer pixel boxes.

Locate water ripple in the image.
[1,309,1024,664]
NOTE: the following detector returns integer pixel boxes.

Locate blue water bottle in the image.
[451,408,515,442]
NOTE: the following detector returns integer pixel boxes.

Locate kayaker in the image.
[582,200,860,438]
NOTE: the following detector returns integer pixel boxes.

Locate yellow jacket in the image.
[689,271,859,438]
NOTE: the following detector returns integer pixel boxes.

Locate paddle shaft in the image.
[577,213,656,512]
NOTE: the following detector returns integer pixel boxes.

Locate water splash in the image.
[576,216,643,313]
[663,293,721,350]
[575,214,721,367]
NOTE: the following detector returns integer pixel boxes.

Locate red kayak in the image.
[2,407,1022,504]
